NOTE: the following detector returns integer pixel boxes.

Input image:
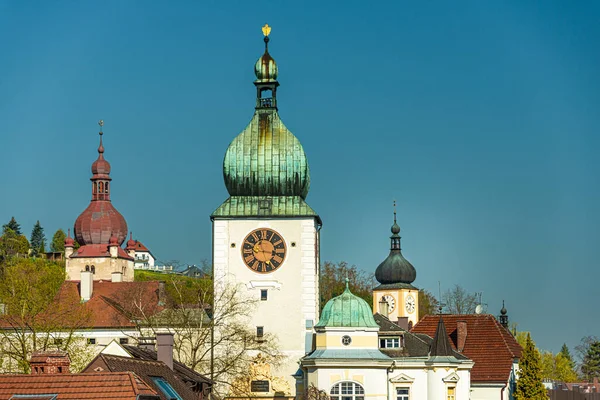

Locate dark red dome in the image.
[74,201,128,246]
[73,127,128,246]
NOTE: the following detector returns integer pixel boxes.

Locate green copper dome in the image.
[222,29,310,199]
[315,283,379,329]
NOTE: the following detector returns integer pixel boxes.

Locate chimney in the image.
[156,332,174,370]
[457,320,467,352]
[29,351,71,374]
[379,299,389,318]
[396,317,409,331]
[111,271,123,282]
[80,270,93,301]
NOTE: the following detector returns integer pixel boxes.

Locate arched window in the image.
[105,182,109,193]
[85,265,90,272]
[330,382,364,400]
[92,183,96,194]
[90,265,95,274]
[99,182,104,192]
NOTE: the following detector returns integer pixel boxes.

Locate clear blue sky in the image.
[1,1,598,354]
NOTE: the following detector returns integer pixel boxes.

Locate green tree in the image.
[2,217,21,235]
[0,229,30,257]
[560,343,575,370]
[541,351,578,383]
[514,333,547,400]
[418,289,439,320]
[581,340,600,381]
[29,221,45,257]
[319,261,374,309]
[442,284,478,314]
[50,229,66,252]
[0,258,94,372]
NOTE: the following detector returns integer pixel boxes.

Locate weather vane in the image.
[262,23,271,37]
[98,119,104,135]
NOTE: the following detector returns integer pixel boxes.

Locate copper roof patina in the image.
[213,25,318,221]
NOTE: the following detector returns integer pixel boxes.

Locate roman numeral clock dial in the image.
[242,228,287,273]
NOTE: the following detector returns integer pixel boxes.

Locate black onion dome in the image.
[375,218,416,285]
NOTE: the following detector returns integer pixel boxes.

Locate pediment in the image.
[389,373,415,383]
[443,372,460,383]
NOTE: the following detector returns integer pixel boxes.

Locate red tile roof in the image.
[70,244,133,260]
[0,372,158,399]
[411,314,522,383]
[133,241,150,253]
[0,281,164,330]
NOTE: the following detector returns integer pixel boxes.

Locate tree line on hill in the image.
[0,216,79,260]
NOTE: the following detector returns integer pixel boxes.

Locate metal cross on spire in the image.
[393,199,397,224]
[98,119,104,136]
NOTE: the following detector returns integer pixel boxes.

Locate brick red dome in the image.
[73,126,128,246]
[74,200,128,245]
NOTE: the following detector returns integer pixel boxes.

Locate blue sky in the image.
[0,1,599,353]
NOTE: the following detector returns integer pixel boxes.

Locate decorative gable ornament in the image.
[389,373,415,383]
[443,372,460,383]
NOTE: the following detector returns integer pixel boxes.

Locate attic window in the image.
[120,338,129,345]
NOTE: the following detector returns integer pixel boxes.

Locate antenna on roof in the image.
[437,281,446,314]
[475,292,488,314]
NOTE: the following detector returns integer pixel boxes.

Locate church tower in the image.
[211,25,321,396]
[372,205,419,328]
[65,121,134,282]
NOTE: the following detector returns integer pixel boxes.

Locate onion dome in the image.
[254,36,278,82]
[375,207,417,286]
[109,233,119,246]
[74,122,128,246]
[126,232,136,250]
[315,279,379,329]
[64,229,74,247]
[223,24,310,199]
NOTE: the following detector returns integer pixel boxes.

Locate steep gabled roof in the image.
[122,345,214,386]
[84,354,195,400]
[0,372,158,399]
[411,314,522,383]
[430,317,453,357]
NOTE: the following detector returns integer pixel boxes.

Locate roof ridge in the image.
[104,353,168,367]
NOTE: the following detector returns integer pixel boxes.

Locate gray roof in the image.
[303,349,391,361]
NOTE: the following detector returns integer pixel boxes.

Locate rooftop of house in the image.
[0,372,158,400]
[373,313,468,360]
[0,280,165,330]
[411,314,522,383]
[84,353,196,400]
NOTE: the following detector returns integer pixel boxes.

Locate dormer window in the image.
[380,337,401,348]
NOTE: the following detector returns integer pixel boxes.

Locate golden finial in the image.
[262,23,271,37]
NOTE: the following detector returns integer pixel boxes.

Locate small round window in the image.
[341,335,352,346]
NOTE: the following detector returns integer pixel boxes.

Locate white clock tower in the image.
[211,25,321,397]
[372,206,419,328]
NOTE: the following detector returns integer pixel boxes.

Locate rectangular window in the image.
[447,387,455,400]
[380,337,400,348]
[87,338,96,345]
[396,387,409,400]
[119,337,129,345]
[260,289,268,301]
[256,326,264,338]
[53,338,63,346]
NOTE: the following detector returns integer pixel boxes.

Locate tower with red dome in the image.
[65,122,135,282]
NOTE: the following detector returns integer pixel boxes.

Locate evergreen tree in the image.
[560,343,575,370]
[39,238,46,255]
[50,229,66,252]
[29,221,45,257]
[2,217,21,235]
[582,341,600,381]
[514,333,547,400]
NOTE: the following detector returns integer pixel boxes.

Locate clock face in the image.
[382,295,396,312]
[241,228,286,273]
[405,294,416,314]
